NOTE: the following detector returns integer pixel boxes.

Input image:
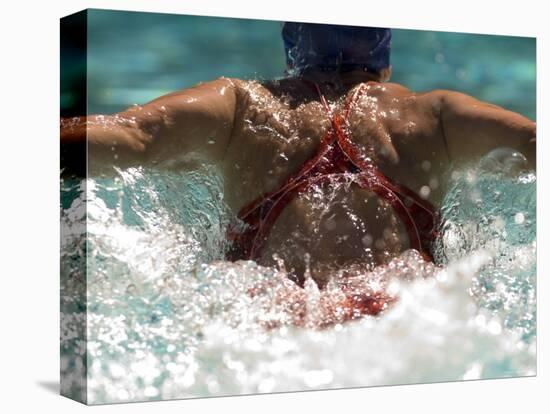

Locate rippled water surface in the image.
[62,10,535,120]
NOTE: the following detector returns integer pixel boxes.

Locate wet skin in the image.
[61,72,536,284]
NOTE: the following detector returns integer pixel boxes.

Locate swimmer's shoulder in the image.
[358,81,445,116]
[357,81,414,100]
[209,77,283,106]
[170,76,263,106]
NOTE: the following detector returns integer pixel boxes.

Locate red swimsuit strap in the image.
[314,83,439,257]
[236,82,361,221]
[226,82,439,262]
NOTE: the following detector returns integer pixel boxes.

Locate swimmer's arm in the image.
[431,90,536,168]
[60,78,238,175]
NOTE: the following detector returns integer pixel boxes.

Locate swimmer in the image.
[61,23,536,289]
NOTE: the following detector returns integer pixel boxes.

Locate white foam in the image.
[60,161,536,404]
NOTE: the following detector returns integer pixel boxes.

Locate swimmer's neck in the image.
[299,68,390,89]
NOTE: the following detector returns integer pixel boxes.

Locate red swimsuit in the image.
[226,82,439,263]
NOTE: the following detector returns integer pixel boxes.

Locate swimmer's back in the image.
[222,77,449,212]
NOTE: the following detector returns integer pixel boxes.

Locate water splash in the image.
[60,154,536,404]
[434,149,536,341]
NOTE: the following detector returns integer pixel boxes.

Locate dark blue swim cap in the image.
[282,22,391,75]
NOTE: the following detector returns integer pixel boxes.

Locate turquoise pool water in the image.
[61,10,536,120]
[60,10,536,404]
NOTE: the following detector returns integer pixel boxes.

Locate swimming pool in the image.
[60,10,536,404]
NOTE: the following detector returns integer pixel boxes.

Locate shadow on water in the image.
[36,381,59,395]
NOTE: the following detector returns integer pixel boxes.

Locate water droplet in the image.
[361,234,373,247]
[479,147,528,176]
[420,185,431,199]
[126,283,136,295]
[514,212,525,224]
[421,160,431,171]
[278,152,289,162]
